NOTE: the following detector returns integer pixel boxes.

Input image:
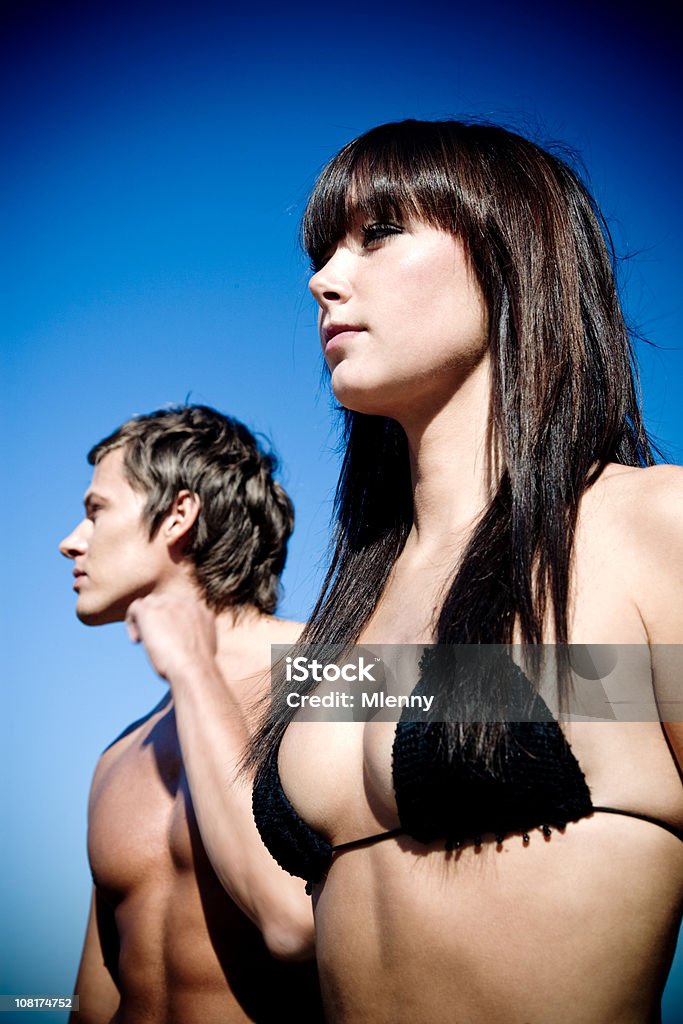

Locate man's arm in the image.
[69,887,120,1024]
[126,594,315,961]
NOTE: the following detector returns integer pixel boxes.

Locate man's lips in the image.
[72,569,87,589]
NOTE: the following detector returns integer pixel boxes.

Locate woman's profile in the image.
[251,119,683,1022]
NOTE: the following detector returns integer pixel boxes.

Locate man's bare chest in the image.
[87,706,197,898]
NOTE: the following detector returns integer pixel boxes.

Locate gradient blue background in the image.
[2,1,682,1019]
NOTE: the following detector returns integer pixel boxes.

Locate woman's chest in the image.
[358,553,455,644]
[278,717,401,845]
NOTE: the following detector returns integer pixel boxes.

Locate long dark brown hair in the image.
[250,118,656,771]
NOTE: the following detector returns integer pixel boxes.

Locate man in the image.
[60,405,320,1024]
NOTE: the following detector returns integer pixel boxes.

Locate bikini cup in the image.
[252,717,593,886]
[252,652,683,888]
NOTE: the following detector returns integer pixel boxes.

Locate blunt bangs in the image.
[302,120,482,270]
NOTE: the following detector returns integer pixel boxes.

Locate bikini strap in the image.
[331,827,406,856]
[592,806,683,842]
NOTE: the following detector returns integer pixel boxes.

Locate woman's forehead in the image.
[305,171,426,250]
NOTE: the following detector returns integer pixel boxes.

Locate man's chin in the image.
[76,603,125,627]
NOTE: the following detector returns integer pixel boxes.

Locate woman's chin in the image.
[330,370,396,418]
[332,390,391,418]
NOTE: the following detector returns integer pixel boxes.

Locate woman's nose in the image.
[309,250,352,305]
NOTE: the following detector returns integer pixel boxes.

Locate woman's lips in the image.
[323,324,365,351]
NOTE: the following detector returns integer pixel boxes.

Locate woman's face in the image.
[309,217,488,420]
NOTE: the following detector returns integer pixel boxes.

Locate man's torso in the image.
[88,694,320,1024]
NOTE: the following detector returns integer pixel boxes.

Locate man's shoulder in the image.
[101,690,172,756]
[266,616,305,646]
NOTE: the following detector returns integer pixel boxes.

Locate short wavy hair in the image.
[88,405,294,614]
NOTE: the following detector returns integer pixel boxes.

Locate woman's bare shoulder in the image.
[585,464,683,641]
[588,462,683,529]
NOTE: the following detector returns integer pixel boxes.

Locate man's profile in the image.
[60,405,320,1024]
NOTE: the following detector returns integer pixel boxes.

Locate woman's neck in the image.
[400,355,496,558]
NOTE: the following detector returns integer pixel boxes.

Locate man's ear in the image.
[162,490,201,547]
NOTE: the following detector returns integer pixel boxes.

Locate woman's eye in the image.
[309,245,335,273]
[361,222,403,247]
[310,255,327,273]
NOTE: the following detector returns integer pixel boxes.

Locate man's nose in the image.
[59,522,88,559]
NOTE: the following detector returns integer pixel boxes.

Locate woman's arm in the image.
[630,465,683,771]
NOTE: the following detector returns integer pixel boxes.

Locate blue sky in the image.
[2,1,681,1019]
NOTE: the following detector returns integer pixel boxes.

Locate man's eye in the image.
[361,222,403,246]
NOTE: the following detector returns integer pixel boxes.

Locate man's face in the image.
[59,448,172,626]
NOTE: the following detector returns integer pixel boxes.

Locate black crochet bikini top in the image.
[252,657,683,889]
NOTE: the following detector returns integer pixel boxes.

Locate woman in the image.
[251,119,683,1022]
